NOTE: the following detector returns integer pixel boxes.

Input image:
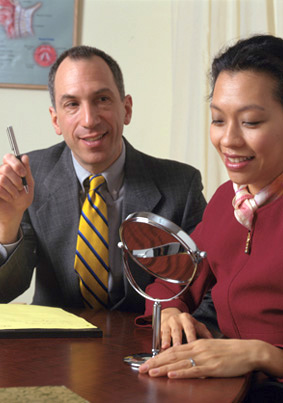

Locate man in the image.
[0,46,206,312]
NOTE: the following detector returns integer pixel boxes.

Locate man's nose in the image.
[81,104,101,128]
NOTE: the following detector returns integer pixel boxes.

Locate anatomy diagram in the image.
[0,0,42,39]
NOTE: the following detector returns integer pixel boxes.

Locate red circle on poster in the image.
[34,45,57,67]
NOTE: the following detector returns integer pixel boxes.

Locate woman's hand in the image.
[161,307,213,349]
[139,339,267,379]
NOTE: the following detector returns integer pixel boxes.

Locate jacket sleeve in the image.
[0,212,37,302]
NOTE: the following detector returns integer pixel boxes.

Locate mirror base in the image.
[124,353,152,368]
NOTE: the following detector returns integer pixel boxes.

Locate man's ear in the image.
[49,106,62,135]
[124,95,133,126]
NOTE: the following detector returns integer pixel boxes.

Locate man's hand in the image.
[0,154,34,243]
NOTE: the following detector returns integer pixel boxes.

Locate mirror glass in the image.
[122,221,196,283]
[119,212,205,289]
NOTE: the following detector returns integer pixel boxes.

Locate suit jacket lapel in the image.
[122,139,162,220]
[35,146,81,301]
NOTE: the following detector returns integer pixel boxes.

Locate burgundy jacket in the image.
[144,181,283,348]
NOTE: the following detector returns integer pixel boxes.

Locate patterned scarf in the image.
[232,173,283,230]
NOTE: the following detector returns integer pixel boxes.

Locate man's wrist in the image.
[0,228,23,260]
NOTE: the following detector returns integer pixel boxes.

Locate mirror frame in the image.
[119,212,206,303]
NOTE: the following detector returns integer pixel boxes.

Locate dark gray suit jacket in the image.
[0,139,206,312]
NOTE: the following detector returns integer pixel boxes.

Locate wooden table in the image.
[0,310,250,402]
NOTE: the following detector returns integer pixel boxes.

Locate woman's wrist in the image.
[249,340,283,377]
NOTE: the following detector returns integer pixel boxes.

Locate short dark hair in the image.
[48,45,125,108]
[209,34,283,106]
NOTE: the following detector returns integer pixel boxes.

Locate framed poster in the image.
[0,0,79,89]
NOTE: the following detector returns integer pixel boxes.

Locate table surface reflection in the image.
[0,310,250,402]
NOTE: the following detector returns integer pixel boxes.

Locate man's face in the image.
[49,56,132,173]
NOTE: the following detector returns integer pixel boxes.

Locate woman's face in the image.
[210,70,283,195]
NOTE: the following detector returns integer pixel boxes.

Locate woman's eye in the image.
[211,119,224,125]
[243,121,261,127]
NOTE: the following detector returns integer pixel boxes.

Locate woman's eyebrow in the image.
[210,103,265,112]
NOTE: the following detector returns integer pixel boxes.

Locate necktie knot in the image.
[89,175,105,193]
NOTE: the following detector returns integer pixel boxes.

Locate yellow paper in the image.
[0,304,96,330]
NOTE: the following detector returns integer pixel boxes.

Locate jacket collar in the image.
[123,138,161,220]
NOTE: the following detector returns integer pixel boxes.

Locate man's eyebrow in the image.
[59,88,114,104]
[59,94,76,103]
[94,88,113,95]
[210,103,265,112]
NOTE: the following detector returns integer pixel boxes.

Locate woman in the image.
[139,34,283,382]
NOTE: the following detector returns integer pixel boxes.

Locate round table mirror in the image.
[118,212,206,368]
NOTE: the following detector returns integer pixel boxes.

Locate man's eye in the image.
[99,96,110,102]
[65,102,78,108]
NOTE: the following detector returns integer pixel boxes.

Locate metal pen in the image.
[6,126,29,193]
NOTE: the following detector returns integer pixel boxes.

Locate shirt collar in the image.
[71,140,126,200]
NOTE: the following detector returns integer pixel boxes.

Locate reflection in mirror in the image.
[120,218,201,284]
[122,221,177,250]
[118,212,206,367]
[133,253,195,284]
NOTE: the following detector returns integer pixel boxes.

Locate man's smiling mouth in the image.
[81,132,107,142]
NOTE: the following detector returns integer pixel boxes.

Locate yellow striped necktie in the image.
[74,175,109,309]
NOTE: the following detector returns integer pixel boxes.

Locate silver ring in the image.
[189,357,196,367]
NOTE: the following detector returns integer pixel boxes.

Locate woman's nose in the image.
[221,122,244,147]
